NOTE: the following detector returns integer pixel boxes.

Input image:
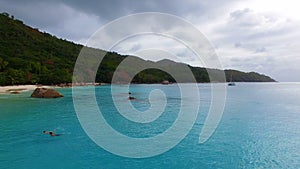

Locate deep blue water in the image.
[1,83,300,169]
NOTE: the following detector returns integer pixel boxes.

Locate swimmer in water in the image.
[43,130,60,136]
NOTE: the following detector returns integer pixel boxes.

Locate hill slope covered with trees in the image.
[0,13,275,85]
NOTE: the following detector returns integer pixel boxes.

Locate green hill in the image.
[0,12,275,85]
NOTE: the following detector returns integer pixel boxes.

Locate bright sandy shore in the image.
[0,85,53,94]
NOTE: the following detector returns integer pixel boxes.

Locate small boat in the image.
[228,82,236,86]
[228,73,236,86]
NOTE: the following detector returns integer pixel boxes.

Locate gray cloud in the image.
[234,42,242,48]
[255,47,266,53]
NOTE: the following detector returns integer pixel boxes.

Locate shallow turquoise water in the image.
[1,83,300,168]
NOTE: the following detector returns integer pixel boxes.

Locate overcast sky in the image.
[1,0,300,81]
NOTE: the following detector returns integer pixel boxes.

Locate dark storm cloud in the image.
[1,0,239,23]
[52,0,206,20]
[0,0,238,42]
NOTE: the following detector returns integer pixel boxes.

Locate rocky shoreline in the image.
[0,83,102,95]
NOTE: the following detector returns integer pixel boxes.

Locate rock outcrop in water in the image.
[128,96,136,100]
[31,88,63,98]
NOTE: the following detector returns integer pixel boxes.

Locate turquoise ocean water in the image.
[1,83,300,168]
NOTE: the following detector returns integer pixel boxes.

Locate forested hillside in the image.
[0,13,275,85]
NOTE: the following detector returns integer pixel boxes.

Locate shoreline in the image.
[0,82,283,93]
[0,85,54,94]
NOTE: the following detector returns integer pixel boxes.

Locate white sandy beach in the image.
[0,85,53,94]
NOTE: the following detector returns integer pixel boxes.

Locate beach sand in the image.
[0,85,52,94]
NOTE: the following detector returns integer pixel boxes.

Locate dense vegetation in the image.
[0,13,275,85]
